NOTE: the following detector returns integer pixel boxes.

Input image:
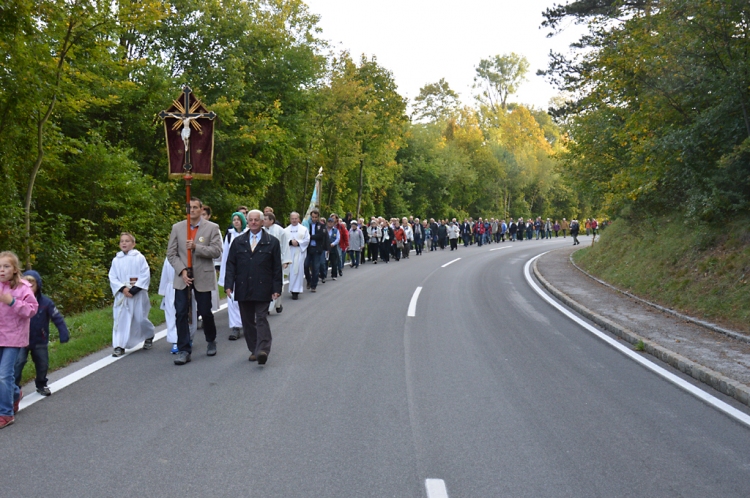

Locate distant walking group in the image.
[1,202,600,429]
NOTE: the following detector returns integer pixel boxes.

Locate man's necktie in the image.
[251,235,258,251]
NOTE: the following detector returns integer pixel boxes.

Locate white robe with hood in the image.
[109,249,155,349]
[158,258,197,344]
[264,223,292,311]
[218,227,248,328]
[283,223,310,294]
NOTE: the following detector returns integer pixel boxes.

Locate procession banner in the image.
[162,90,215,179]
[303,168,323,224]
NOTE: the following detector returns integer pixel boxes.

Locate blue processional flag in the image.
[303,168,323,227]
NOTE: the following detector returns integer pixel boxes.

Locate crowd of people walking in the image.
[0,199,601,428]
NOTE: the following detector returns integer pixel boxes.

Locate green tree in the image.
[542,0,750,219]
[473,53,530,112]
[412,78,461,123]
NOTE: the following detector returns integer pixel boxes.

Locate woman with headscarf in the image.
[218,212,248,340]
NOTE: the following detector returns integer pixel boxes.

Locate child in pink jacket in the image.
[0,251,38,429]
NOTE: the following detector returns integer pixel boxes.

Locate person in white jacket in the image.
[347,220,365,268]
[447,220,460,251]
[401,217,414,259]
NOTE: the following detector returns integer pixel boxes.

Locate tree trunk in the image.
[24,97,56,269]
[302,156,310,209]
[23,15,76,268]
[356,157,364,218]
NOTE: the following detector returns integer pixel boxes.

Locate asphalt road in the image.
[4,237,750,497]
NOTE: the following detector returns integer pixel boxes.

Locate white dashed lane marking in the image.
[425,479,449,498]
[441,258,461,268]
[407,287,422,317]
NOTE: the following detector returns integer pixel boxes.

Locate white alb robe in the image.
[283,223,310,294]
[264,224,292,311]
[109,249,155,349]
[218,227,248,328]
[158,258,197,344]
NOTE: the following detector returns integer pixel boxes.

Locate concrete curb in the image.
[533,257,750,408]
[568,252,750,344]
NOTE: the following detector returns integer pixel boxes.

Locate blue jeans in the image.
[0,347,21,417]
[305,251,323,289]
[337,247,345,274]
[14,344,49,389]
[319,253,327,279]
[348,250,361,267]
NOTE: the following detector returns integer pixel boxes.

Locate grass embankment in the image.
[573,215,750,334]
[19,295,166,384]
[21,285,229,384]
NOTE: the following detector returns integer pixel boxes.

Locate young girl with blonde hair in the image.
[0,251,38,428]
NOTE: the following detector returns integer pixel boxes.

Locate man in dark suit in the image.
[303,209,327,293]
[224,210,282,365]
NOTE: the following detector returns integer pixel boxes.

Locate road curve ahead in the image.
[4,238,750,497]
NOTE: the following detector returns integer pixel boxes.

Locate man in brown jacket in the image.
[560,218,570,238]
[167,197,223,365]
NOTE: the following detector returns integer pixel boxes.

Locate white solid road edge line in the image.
[407,287,423,317]
[524,253,750,429]
[425,479,449,498]
[441,258,461,268]
[18,302,230,412]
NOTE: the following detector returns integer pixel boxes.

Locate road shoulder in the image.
[534,245,750,407]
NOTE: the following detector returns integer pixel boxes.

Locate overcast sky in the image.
[304,0,583,111]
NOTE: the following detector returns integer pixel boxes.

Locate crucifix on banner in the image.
[158,85,217,323]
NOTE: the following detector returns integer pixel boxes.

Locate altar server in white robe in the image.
[283,212,309,300]
[158,257,197,353]
[108,233,155,357]
[263,212,292,312]
[218,212,248,340]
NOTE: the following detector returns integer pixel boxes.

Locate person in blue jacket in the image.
[14,270,69,396]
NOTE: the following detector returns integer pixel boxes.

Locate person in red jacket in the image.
[392,220,407,261]
[475,218,486,247]
[335,214,349,276]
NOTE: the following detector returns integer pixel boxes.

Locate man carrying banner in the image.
[167,198,223,365]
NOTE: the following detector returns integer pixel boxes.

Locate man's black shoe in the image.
[143,337,154,350]
[257,352,268,365]
[292,293,299,300]
[207,341,217,356]
[276,305,283,313]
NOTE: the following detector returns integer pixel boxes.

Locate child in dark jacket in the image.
[14,270,69,396]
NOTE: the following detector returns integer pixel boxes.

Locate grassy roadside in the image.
[573,214,750,334]
[20,286,227,385]
[19,294,166,385]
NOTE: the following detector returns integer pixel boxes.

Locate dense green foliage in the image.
[542,0,750,219]
[1,0,573,313]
